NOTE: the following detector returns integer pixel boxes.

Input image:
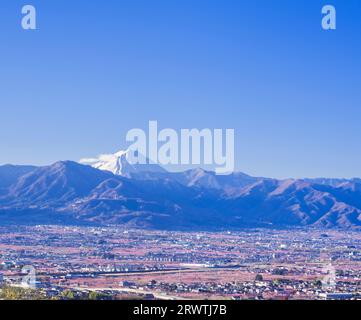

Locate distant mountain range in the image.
[0,150,361,230]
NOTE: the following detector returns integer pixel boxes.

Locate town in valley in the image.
[0,225,360,300]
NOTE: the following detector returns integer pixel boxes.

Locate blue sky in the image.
[0,0,360,179]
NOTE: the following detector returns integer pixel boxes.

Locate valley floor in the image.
[0,225,361,300]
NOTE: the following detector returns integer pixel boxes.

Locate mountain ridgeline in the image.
[0,157,361,230]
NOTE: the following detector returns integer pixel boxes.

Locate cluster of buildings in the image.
[1,225,361,300]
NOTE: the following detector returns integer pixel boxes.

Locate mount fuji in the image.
[79,149,166,177]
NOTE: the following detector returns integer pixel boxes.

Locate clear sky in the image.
[0,0,360,179]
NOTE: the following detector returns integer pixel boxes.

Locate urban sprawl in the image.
[0,225,360,300]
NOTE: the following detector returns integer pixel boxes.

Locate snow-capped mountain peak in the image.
[79,149,166,177]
